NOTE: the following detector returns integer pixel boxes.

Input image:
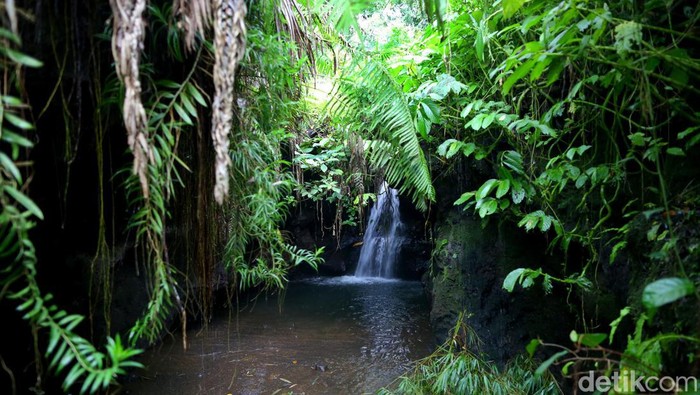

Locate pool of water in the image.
[123,276,434,394]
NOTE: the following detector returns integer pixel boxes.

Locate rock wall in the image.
[425,168,574,364]
[286,195,431,280]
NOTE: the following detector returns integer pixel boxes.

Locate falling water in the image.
[355,182,403,278]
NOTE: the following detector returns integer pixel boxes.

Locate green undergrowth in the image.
[379,314,560,395]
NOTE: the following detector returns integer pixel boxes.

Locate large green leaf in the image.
[503,58,536,95]
[503,268,525,292]
[579,332,607,348]
[642,277,695,312]
[503,0,526,19]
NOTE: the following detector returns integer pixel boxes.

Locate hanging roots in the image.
[212,0,247,205]
[173,0,212,51]
[348,133,366,227]
[110,0,152,199]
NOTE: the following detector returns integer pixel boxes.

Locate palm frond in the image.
[329,58,435,210]
[173,0,212,50]
[276,0,317,75]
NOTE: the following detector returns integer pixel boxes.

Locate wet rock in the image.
[425,176,573,365]
[285,193,431,280]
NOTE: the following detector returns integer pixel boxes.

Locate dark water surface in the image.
[124,277,434,394]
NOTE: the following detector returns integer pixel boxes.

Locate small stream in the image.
[124,276,434,394]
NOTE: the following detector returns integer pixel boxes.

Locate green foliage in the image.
[379,314,560,395]
[224,126,323,293]
[4,0,698,391]
[0,32,141,393]
[569,330,607,348]
[422,0,446,28]
[309,0,369,37]
[116,1,325,335]
[502,267,591,294]
[641,277,695,318]
[121,58,202,346]
[293,133,372,232]
[426,0,698,285]
[528,288,700,382]
[295,136,348,203]
[502,0,526,19]
[221,20,324,292]
[368,0,700,384]
[329,58,435,210]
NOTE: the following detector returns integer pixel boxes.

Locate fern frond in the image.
[0,40,143,392]
[329,58,435,210]
[122,62,206,346]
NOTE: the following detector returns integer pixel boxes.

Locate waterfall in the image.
[355,182,403,278]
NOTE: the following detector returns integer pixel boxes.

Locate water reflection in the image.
[124,277,434,394]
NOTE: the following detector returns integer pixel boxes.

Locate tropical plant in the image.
[0,21,143,394]
[328,57,436,211]
[219,3,328,292]
[292,131,375,239]
[420,0,700,385]
[379,313,560,395]
[527,277,699,389]
[5,0,699,392]
[326,0,700,388]
[1,0,328,391]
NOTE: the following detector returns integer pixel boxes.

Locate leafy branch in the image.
[329,58,436,210]
[0,32,142,393]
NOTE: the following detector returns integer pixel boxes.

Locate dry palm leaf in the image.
[173,0,212,51]
[211,0,247,204]
[109,0,152,199]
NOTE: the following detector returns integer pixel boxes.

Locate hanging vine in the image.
[109,0,152,199]
[0,14,143,394]
[211,0,247,204]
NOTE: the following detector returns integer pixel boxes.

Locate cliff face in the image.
[285,195,431,280]
[424,170,576,364]
[422,159,683,368]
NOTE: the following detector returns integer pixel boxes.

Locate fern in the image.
[221,25,324,292]
[1,194,143,394]
[0,32,142,394]
[117,24,206,344]
[379,315,559,394]
[122,70,205,344]
[329,58,435,210]
[224,134,323,291]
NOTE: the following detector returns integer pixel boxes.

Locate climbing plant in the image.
[0,19,143,394]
